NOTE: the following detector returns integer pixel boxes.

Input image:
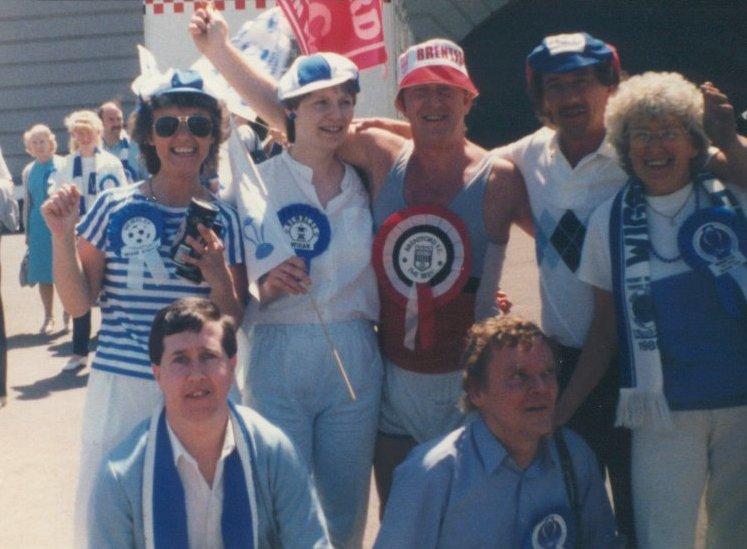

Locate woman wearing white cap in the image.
[191,11,383,548]
[43,69,247,543]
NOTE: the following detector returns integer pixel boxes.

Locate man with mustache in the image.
[98,100,145,183]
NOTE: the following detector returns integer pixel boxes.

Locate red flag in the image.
[277,0,387,70]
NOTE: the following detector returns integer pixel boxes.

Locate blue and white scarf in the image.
[142,402,259,548]
[112,133,138,183]
[610,172,742,430]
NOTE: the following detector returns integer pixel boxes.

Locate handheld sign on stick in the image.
[229,120,357,401]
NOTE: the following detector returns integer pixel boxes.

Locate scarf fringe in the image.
[615,388,673,431]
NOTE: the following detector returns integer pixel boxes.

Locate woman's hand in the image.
[258,256,311,304]
[41,184,80,238]
[702,81,738,151]
[188,5,230,58]
[183,223,231,287]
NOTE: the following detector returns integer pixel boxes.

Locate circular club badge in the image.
[373,205,472,350]
[277,203,331,267]
[373,205,472,304]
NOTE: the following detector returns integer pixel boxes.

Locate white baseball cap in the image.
[397,39,478,98]
[278,52,360,101]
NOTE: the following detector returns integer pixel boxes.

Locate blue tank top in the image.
[372,143,491,277]
[371,143,492,373]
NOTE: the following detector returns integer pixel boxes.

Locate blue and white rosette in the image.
[276,203,331,269]
[679,207,747,317]
[109,203,170,290]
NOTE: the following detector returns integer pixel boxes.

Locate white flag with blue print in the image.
[229,126,294,300]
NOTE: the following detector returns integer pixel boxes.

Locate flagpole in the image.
[230,118,357,401]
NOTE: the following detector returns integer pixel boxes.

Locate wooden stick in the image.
[308,294,357,401]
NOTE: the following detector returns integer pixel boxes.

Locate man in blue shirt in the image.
[375,316,618,548]
[88,297,331,548]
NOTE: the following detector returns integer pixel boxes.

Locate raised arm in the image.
[701,82,747,187]
[189,7,286,132]
[41,185,103,317]
[554,287,617,426]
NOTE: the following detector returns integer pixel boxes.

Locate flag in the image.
[277,0,387,70]
[228,122,294,300]
[192,7,294,119]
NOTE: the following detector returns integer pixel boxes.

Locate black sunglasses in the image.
[153,115,213,138]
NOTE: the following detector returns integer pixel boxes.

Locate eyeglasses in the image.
[629,127,687,147]
[153,115,212,138]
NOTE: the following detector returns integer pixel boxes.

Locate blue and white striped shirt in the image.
[77,182,245,380]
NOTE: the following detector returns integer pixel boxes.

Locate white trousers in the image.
[632,405,747,549]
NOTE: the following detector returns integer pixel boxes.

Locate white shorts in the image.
[378,359,466,443]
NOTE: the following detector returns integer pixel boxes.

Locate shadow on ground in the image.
[12,371,89,400]
[6,330,68,350]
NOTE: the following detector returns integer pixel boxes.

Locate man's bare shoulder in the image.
[483,153,532,241]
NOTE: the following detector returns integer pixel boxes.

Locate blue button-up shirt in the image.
[375,417,618,548]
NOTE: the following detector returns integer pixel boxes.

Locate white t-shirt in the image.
[247,151,379,325]
[493,127,627,347]
[579,182,747,291]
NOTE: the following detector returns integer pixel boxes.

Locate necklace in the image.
[144,179,158,203]
[645,185,694,226]
[647,186,700,263]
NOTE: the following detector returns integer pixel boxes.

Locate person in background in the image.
[53,110,127,372]
[21,124,66,335]
[0,145,19,408]
[558,71,747,548]
[98,100,146,183]
[89,297,330,548]
[376,316,619,548]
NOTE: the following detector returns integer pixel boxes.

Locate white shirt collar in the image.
[546,129,618,165]
[280,149,355,199]
[167,419,236,472]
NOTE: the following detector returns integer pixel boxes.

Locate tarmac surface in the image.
[0,224,703,547]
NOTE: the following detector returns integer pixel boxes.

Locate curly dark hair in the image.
[132,92,228,176]
[461,316,553,412]
[148,297,236,365]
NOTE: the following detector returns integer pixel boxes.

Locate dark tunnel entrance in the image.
[461,0,747,149]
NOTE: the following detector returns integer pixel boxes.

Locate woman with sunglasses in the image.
[42,69,247,544]
[53,110,127,371]
[190,13,382,549]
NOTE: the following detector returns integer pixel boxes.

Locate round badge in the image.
[277,203,331,265]
[530,513,568,549]
[109,202,166,258]
[679,207,747,269]
[373,205,472,306]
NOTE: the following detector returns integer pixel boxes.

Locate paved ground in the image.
[0,225,705,547]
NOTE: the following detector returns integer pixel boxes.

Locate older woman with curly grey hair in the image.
[556,71,747,548]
